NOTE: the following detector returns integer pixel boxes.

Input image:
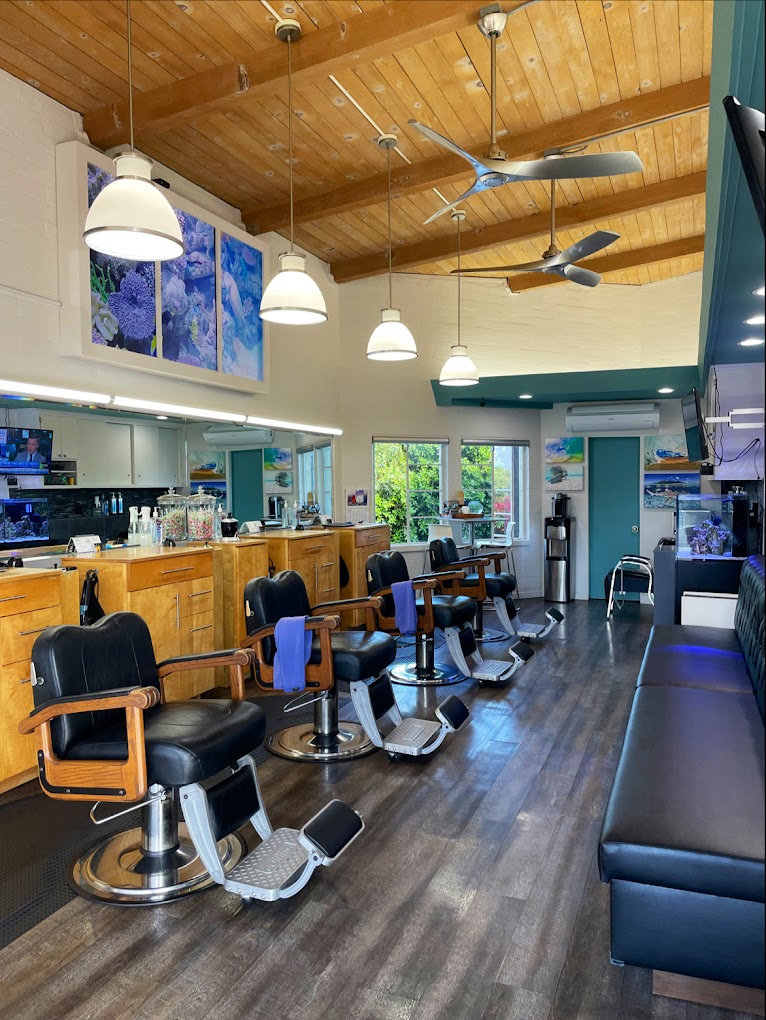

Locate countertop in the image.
[61,545,216,564]
[0,566,65,581]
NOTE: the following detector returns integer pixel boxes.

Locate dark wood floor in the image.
[0,601,759,1020]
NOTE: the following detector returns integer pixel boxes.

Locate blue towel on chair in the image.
[392,580,418,635]
[273,616,312,692]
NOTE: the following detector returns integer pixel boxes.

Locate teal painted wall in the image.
[588,437,641,599]
[230,449,264,523]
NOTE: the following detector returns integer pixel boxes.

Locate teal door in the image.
[588,437,640,599]
[230,449,264,523]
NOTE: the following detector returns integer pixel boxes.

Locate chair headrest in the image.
[366,550,410,594]
[429,537,458,569]
[244,571,312,665]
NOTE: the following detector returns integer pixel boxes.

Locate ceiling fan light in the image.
[259,252,328,325]
[367,308,417,360]
[83,153,183,262]
[440,344,479,386]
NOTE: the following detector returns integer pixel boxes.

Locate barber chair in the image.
[605,555,654,619]
[242,571,396,762]
[429,537,563,643]
[21,613,363,905]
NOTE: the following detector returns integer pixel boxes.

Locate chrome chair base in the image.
[388,661,464,686]
[268,721,374,761]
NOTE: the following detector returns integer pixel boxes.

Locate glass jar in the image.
[157,487,188,543]
[187,485,216,541]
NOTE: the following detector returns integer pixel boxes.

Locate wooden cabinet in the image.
[63,547,217,702]
[337,524,391,625]
[201,540,269,648]
[265,530,339,607]
[0,568,79,792]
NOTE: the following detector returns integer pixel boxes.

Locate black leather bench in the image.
[599,554,765,992]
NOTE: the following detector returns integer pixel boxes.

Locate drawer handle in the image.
[161,566,194,575]
[189,624,213,633]
[320,562,334,568]
[306,545,324,552]
[18,626,48,637]
[0,594,26,603]
[188,589,213,597]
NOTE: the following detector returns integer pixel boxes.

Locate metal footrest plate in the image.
[224,828,309,901]
[472,659,515,682]
[384,717,441,754]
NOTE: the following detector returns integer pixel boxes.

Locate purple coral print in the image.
[161,209,217,371]
[87,163,157,357]
[220,232,264,381]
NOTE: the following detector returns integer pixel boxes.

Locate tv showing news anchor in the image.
[0,428,53,475]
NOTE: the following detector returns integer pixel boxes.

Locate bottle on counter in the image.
[127,506,140,545]
[94,494,101,514]
[187,486,216,542]
[157,487,188,543]
[110,492,118,515]
[152,507,162,545]
[139,506,153,546]
[117,492,124,514]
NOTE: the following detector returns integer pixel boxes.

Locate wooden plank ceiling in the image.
[0,0,712,288]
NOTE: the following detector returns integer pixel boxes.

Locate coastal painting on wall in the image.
[643,471,700,509]
[189,451,225,482]
[220,232,264,382]
[545,437,584,464]
[263,447,293,494]
[87,163,156,357]
[161,210,216,370]
[644,434,700,473]
[545,463,584,490]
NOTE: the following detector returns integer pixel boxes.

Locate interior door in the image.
[231,449,264,523]
[588,437,641,599]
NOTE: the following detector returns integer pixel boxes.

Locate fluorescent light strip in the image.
[113,397,247,423]
[0,380,111,405]
[247,415,342,436]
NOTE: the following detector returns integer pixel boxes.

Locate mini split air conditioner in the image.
[564,402,660,433]
[202,426,274,448]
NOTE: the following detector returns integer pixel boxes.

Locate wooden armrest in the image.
[455,555,493,567]
[157,648,250,676]
[241,616,339,697]
[413,570,466,583]
[312,596,383,614]
[19,686,159,735]
[240,615,340,649]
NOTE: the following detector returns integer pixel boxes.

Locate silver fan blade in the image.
[560,230,619,262]
[423,181,489,225]
[409,120,491,177]
[563,264,602,287]
[458,253,568,275]
[493,150,643,181]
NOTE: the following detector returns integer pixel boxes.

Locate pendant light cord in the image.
[127,0,134,152]
[550,179,556,248]
[288,34,294,252]
[387,144,393,308]
[456,215,462,346]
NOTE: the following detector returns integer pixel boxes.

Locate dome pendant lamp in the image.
[82,0,183,262]
[366,135,417,360]
[259,20,327,326]
[439,211,479,386]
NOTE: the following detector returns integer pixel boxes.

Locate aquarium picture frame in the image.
[56,140,270,394]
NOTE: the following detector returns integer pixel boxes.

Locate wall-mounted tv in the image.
[0,428,53,475]
[723,95,765,236]
[680,389,709,463]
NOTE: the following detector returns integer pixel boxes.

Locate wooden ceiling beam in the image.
[83,1,487,150]
[244,76,710,234]
[330,172,707,283]
[507,235,706,292]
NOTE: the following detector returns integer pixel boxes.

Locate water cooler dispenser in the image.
[545,493,574,603]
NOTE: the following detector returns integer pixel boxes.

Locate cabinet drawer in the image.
[0,605,62,665]
[0,576,61,618]
[0,659,37,780]
[290,537,333,561]
[180,577,214,618]
[127,554,213,591]
[355,528,389,550]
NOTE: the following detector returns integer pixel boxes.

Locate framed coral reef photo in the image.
[56,141,270,394]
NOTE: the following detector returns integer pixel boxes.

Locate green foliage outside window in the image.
[461,444,523,543]
[373,442,443,544]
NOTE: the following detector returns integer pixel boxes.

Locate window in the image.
[297,442,333,514]
[460,441,529,542]
[373,440,446,544]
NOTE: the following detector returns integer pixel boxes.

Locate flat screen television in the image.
[723,95,765,236]
[0,428,53,475]
[680,389,709,463]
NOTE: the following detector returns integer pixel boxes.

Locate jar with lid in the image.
[187,485,216,541]
[157,487,188,543]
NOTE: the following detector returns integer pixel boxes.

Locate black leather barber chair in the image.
[429,536,516,641]
[21,613,364,905]
[243,571,397,762]
[366,550,476,686]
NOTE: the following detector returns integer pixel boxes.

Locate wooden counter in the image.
[0,567,79,793]
[188,539,269,648]
[62,546,218,702]
[336,524,391,625]
[264,529,340,606]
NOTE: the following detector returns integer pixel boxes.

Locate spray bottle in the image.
[128,506,140,545]
[139,506,152,547]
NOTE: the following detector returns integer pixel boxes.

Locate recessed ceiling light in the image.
[658,387,674,394]
[156,415,169,420]
[738,338,765,347]
[519,394,533,399]
[754,286,765,297]
[744,314,765,325]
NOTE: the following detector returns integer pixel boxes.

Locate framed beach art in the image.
[56,140,270,393]
[643,435,700,509]
[545,437,584,490]
[263,447,293,495]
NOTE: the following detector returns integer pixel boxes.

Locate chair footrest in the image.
[470,658,517,683]
[224,828,309,901]
[384,717,442,754]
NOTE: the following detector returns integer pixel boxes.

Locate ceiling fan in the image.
[409,4,643,225]
[457,179,619,287]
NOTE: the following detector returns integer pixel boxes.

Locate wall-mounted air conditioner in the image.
[564,402,660,433]
[202,426,274,448]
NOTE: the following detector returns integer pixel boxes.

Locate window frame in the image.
[372,438,448,545]
[460,440,530,542]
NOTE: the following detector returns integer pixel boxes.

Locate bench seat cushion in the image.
[637,624,753,695]
[599,685,765,903]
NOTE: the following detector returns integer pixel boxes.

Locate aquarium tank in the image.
[675,493,748,559]
[1,498,49,544]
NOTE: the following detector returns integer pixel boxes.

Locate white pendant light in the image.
[367,135,417,360]
[440,211,479,386]
[260,20,327,326]
[82,1,182,262]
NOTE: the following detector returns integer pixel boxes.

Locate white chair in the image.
[475,520,520,608]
